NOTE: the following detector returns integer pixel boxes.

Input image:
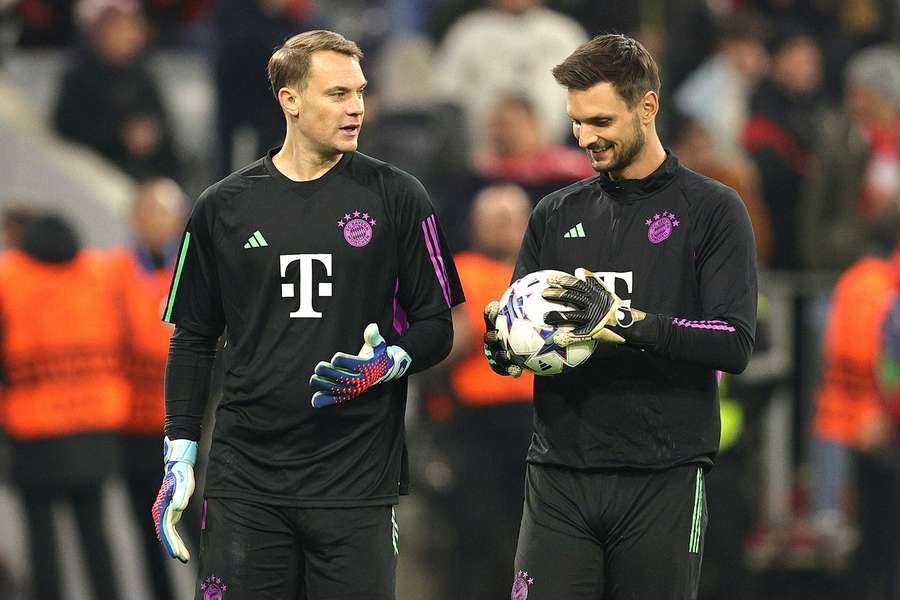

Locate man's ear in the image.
[639,91,659,124]
[278,86,301,118]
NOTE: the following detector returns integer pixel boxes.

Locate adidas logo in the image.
[563,223,586,238]
[243,230,268,248]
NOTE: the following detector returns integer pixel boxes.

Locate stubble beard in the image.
[592,114,645,178]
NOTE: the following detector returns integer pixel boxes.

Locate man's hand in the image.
[152,437,197,563]
[483,301,522,377]
[310,323,411,408]
[542,268,645,346]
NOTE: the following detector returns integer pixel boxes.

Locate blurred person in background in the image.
[54,0,181,181]
[110,178,190,600]
[473,94,596,198]
[877,250,900,600]
[801,43,900,272]
[432,0,587,153]
[810,212,900,598]
[423,184,534,600]
[212,0,318,177]
[675,10,770,159]
[670,111,773,267]
[0,213,127,600]
[742,24,824,271]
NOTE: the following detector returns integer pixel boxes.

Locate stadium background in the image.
[0,0,898,598]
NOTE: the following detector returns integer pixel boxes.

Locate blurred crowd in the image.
[0,0,899,599]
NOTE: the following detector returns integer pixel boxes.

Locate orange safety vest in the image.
[814,256,894,446]
[0,250,128,440]
[108,248,174,435]
[449,252,533,406]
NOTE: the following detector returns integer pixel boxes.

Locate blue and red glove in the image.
[152,437,197,563]
[309,323,412,408]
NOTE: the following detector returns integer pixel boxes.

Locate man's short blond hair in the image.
[266,30,363,96]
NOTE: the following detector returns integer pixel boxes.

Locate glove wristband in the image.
[385,345,412,380]
[164,437,198,466]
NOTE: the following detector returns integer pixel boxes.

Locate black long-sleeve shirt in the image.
[514,151,757,470]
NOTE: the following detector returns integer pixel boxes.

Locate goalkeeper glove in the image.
[310,323,412,408]
[482,301,522,377]
[152,437,197,563]
[542,268,646,346]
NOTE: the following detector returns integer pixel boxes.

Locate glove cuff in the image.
[164,437,198,466]
[386,345,412,380]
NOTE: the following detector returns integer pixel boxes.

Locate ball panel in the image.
[494,270,597,376]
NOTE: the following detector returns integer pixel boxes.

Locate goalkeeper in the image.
[153,30,463,600]
[484,34,757,600]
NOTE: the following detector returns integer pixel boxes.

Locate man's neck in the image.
[610,135,667,181]
[273,132,343,182]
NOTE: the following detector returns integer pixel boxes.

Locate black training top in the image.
[163,149,464,507]
[514,151,757,471]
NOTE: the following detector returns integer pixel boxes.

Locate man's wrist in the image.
[610,311,661,350]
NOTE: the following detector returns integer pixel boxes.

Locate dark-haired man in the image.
[484,34,758,599]
[153,30,463,600]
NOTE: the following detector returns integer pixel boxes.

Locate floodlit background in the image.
[0,1,899,599]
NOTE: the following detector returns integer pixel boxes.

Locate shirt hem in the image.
[203,488,401,508]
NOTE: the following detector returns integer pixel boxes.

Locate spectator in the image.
[473,94,595,193]
[801,43,900,272]
[674,11,770,159]
[212,0,317,177]
[0,214,127,600]
[743,25,824,270]
[110,178,190,600]
[432,0,587,152]
[671,113,773,267]
[810,219,900,599]
[54,0,181,181]
[423,183,534,600]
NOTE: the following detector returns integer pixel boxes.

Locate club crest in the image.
[511,570,534,600]
[338,210,376,247]
[645,211,679,244]
[201,574,227,600]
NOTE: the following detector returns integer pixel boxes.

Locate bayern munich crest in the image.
[511,570,534,600]
[201,574,227,600]
[338,210,376,247]
[645,210,679,244]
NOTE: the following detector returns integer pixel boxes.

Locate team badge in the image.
[645,211,679,244]
[201,574,227,599]
[338,210,376,247]
[511,570,534,600]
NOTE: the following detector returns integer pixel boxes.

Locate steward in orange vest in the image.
[814,253,897,447]
[111,178,189,600]
[422,184,534,600]
[0,217,127,470]
[0,214,124,600]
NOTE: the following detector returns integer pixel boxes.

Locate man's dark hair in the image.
[267,30,363,97]
[552,34,660,107]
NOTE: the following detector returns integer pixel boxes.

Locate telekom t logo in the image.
[280,254,332,318]
[594,271,633,322]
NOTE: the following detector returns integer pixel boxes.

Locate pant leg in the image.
[196,497,301,600]
[512,464,604,600]
[601,465,707,600]
[123,471,176,600]
[70,484,121,600]
[300,505,397,600]
[21,488,62,600]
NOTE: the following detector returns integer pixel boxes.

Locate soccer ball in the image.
[495,270,596,376]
